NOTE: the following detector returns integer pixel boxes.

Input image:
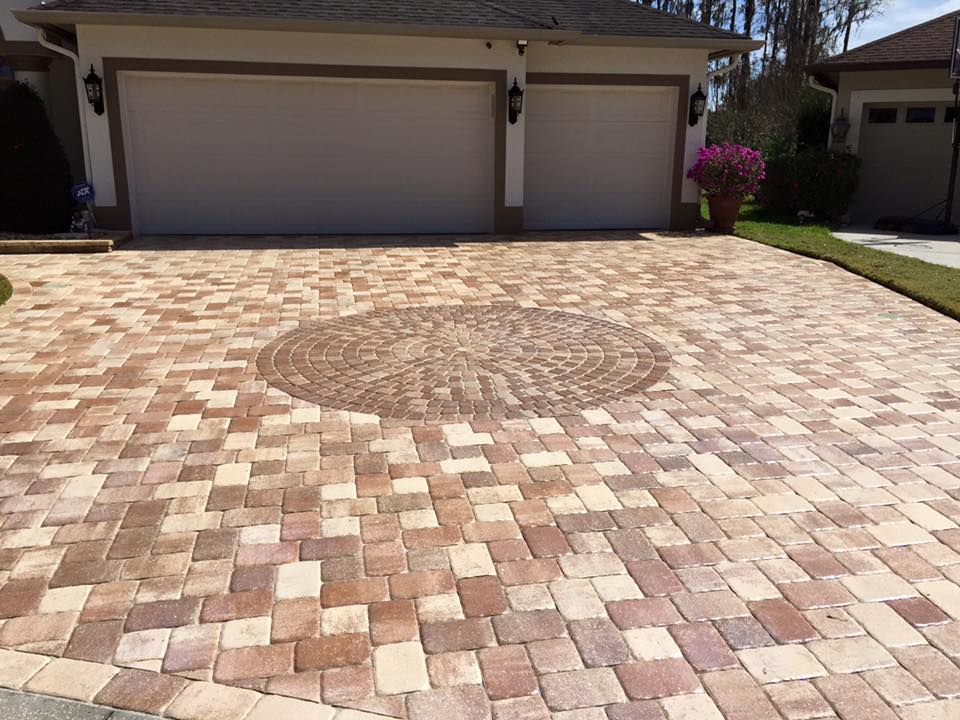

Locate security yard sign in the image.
[71,181,95,204]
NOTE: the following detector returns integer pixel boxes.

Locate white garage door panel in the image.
[524,85,676,230]
[122,74,494,235]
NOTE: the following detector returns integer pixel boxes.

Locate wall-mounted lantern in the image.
[517,40,528,56]
[830,108,851,148]
[688,84,707,127]
[508,78,524,124]
[83,65,104,115]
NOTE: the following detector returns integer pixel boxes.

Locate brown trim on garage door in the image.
[100,58,510,233]
[526,73,691,229]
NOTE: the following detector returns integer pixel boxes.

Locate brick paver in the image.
[0,232,959,720]
[257,306,669,421]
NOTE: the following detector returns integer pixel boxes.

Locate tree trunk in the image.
[843,0,857,52]
[701,0,714,25]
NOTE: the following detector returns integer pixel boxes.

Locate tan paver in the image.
[245,694,336,720]
[165,681,260,720]
[0,648,50,689]
[737,645,827,683]
[1,233,959,719]
[24,658,118,701]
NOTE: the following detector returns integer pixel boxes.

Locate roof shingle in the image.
[811,9,959,72]
[25,0,753,43]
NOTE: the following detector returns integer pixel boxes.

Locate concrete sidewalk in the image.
[833,227,960,268]
[0,689,157,720]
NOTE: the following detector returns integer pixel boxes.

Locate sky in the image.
[851,0,960,47]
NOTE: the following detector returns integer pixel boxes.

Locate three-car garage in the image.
[110,63,683,236]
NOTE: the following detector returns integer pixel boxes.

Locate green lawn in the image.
[721,204,960,322]
[0,274,11,308]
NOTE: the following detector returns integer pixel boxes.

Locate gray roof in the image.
[24,0,755,43]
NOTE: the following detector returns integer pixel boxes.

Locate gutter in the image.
[35,26,92,181]
[807,75,838,148]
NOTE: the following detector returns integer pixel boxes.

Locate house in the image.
[808,11,959,227]
[13,0,759,236]
[1,0,84,179]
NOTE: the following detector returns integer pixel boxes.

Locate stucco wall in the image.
[76,25,707,221]
[47,57,85,181]
[0,0,36,41]
[836,68,953,112]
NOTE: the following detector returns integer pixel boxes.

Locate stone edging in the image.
[0,647,392,720]
[0,232,131,254]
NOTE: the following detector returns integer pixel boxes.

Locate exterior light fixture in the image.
[688,84,707,127]
[830,108,851,148]
[84,65,104,115]
[517,39,528,56]
[508,78,524,124]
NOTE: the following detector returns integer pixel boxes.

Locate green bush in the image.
[758,150,861,222]
[707,85,831,159]
[0,81,74,233]
[795,90,832,151]
[0,274,11,307]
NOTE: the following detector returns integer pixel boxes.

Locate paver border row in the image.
[0,647,391,720]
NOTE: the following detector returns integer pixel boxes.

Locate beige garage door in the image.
[855,102,958,223]
[120,73,495,235]
[523,85,677,230]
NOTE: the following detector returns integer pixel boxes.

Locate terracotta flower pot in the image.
[708,195,743,233]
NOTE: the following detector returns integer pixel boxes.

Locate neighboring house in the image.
[13,0,759,236]
[808,11,959,226]
[1,0,84,180]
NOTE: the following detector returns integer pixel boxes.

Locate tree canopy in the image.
[637,1,890,153]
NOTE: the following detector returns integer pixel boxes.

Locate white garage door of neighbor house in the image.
[524,85,677,230]
[120,73,496,235]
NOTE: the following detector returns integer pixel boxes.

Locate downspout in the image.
[704,54,741,118]
[36,27,92,181]
[697,53,742,142]
[807,75,837,149]
[707,52,742,82]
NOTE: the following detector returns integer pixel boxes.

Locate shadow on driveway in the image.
[117,230,665,252]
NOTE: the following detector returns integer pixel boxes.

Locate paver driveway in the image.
[1,232,959,720]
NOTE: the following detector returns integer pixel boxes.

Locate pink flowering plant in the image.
[687,143,765,201]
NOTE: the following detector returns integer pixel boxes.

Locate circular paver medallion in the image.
[257,306,670,420]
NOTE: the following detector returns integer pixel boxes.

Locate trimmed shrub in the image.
[759,149,861,222]
[0,81,74,233]
[0,274,11,307]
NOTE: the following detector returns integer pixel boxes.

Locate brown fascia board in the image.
[0,38,59,56]
[572,35,763,53]
[12,7,760,52]
[807,59,949,74]
[707,40,764,58]
[808,71,838,90]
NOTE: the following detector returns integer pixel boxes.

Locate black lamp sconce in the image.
[830,108,851,147]
[84,65,104,115]
[688,84,707,127]
[517,40,528,56]
[508,78,524,124]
